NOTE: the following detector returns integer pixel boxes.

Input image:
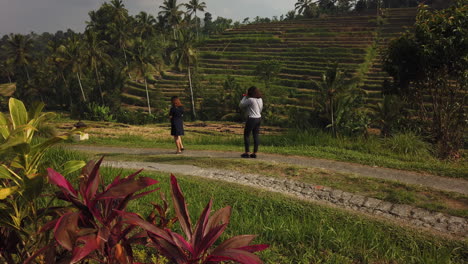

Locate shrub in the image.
[27,160,268,264]
[383,133,433,158]
[83,102,116,122]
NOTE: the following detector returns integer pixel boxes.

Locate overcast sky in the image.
[0,0,297,35]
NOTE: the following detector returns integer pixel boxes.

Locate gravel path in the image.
[68,145,468,195]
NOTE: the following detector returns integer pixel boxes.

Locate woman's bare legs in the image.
[178,136,184,151]
[174,136,182,153]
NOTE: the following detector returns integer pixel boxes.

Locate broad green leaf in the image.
[62,160,86,176]
[12,142,31,155]
[0,186,18,200]
[28,101,45,120]
[9,98,28,130]
[0,112,10,140]
[0,166,13,180]
[0,135,26,153]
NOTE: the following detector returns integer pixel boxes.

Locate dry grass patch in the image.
[0,83,16,96]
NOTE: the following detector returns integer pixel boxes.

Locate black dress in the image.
[170,106,184,136]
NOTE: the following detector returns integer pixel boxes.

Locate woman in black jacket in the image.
[170,96,185,154]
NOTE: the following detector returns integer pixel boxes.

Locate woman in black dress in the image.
[170,96,185,154]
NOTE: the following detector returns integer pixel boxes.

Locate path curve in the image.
[101,160,467,238]
[68,145,468,195]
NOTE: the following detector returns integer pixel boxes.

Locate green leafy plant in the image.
[254,60,282,90]
[313,63,368,136]
[0,98,84,263]
[84,102,116,122]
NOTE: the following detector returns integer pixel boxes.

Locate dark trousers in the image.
[244,118,261,153]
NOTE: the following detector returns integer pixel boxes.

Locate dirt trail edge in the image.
[68,145,468,195]
[101,160,467,238]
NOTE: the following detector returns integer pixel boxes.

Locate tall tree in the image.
[60,37,87,102]
[171,29,198,119]
[295,0,319,17]
[383,1,467,158]
[0,60,14,83]
[135,12,157,39]
[83,30,111,103]
[130,38,160,114]
[159,0,184,40]
[184,0,207,39]
[5,34,33,82]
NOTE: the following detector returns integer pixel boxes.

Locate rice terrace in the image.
[0,0,467,263]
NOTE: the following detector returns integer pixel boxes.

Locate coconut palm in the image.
[83,30,112,103]
[314,63,363,136]
[171,29,198,119]
[295,0,313,15]
[108,22,132,77]
[0,60,14,83]
[5,34,33,82]
[159,0,184,40]
[60,37,87,102]
[184,0,207,39]
[107,0,132,77]
[130,38,160,114]
[135,11,157,39]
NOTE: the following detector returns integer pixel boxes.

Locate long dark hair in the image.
[247,86,262,98]
[171,96,183,107]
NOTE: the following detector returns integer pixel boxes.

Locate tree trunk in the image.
[122,44,132,79]
[144,77,152,115]
[195,12,199,40]
[24,65,30,81]
[188,66,196,119]
[94,63,104,104]
[330,97,335,137]
[76,72,86,102]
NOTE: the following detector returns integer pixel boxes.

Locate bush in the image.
[83,102,116,122]
[383,133,433,158]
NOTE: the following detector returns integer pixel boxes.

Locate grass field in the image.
[56,119,467,179]
[42,147,468,263]
[49,157,466,263]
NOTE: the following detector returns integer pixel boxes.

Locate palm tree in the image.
[109,0,128,24]
[5,34,33,81]
[47,41,73,108]
[159,0,184,40]
[135,12,157,39]
[130,38,160,114]
[83,30,112,103]
[60,37,87,102]
[171,29,198,119]
[184,0,206,39]
[0,60,14,83]
[314,63,362,136]
[107,0,132,77]
[295,0,320,17]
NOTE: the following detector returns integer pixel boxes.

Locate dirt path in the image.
[68,145,468,195]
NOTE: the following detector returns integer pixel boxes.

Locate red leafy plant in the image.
[119,175,269,264]
[28,158,159,264]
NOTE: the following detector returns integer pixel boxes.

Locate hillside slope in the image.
[124,8,418,117]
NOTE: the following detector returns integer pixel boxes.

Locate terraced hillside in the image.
[123,8,418,117]
[361,8,418,105]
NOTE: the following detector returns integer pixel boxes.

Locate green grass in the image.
[93,167,467,263]
[71,128,467,179]
[99,154,468,218]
